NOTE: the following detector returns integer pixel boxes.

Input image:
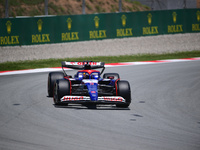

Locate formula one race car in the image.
[48,61,131,108]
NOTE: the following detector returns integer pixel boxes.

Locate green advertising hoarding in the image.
[0,9,200,46]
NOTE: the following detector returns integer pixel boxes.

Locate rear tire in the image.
[103,73,120,80]
[53,79,70,105]
[48,72,64,97]
[116,80,131,108]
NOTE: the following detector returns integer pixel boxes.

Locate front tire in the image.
[53,79,70,105]
[48,72,64,97]
[116,80,131,108]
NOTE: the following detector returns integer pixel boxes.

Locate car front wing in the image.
[60,96,126,104]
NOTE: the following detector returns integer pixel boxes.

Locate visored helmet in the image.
[83,72,89,79]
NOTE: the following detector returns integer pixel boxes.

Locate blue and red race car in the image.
[48,61,131,108]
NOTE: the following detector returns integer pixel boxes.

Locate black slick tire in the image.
[116,80,131,108]
[53,79,70,105]
[48,72,64,97]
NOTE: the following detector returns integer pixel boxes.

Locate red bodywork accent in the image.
[62,96,84,101]
[64,77,72,95]
[78,70,100,75]
[115,79,120,96]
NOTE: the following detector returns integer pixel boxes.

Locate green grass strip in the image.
[0,51,200,71]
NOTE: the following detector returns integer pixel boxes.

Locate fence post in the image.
[82,0,86,14]
[45,0,48,15]
[5,0,9,18]
[119,0,122,12]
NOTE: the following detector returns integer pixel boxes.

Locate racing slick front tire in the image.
[103,73,120,80]
[53,79,70,105]
[116,80,131,108]
[48,72,64,97]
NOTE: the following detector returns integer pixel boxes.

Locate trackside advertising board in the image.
[0,9,200,46]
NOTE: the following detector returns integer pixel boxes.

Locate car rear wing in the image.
[62,61,105,70]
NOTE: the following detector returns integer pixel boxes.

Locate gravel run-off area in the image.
[0,33,200,63]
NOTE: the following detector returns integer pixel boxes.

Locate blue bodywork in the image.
[85,81,98,101]
[75,70,102,101]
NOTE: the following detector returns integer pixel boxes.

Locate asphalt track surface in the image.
[0,61,200,150]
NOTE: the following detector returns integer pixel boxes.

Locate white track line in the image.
[1,57,200,76]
